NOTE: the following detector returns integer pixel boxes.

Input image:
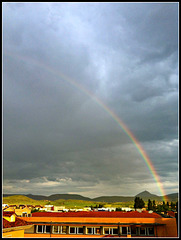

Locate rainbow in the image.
[4,51,168,202]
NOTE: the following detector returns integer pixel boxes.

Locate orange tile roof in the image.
[3,211,16,217]
[167,211,176,217]
[32,211,162,218]
[3,217,31,228]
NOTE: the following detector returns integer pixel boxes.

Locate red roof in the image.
[3,217,31,228]
[3,211,16,217]
[167,211,176,217]
[32,211,162,218]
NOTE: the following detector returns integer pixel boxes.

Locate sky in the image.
[3,2,178,198]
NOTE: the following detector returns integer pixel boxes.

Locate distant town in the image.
[3,191,178,238]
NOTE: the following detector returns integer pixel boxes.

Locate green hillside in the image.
[3,195,115,209]
[3,191,178,208]
[3,195,50,205]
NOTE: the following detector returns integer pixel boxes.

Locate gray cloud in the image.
[3,2,178,197]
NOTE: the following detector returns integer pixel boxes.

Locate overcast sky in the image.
[3,2,178,198]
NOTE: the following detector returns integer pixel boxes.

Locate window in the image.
[52,226,67,234]
[131,226,137,235]
[127,226,131,235]
[87,227,93,234]
[94,227,101,234]
[37,225,44,233]
[121,227,127,235]
[104,227,110,235]
[77,227,83,234]
[136,227,140,235]
[69,227,76,234]
[112,228,118,235]
[103,227,118,235]
[53,226,59,234]
[45,226,51,233]
[147,227,154,236]
[140,227,146,235]
[62,226,67,234]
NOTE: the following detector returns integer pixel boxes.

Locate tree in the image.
[171,202,175,210]
[152,200,156,211]
[31,208,40,213]
[148,199,153,210]
[98,204,104,208]
[116,207,122,211]
[134,197,145,209]
[134,197,139,210]
[140,198,145,208]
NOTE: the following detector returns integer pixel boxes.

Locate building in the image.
[54,206,66,212]
[44,205,54,211]
[119,207,135,212]
[2,204,9,209]
[3,207,16,212]
[3,211,33,238]
[20,211,177,237]
[15,207,32,217]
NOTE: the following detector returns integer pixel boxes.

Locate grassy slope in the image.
[3,195,50,205]
[3,195,135,208]
[4,194,177,209]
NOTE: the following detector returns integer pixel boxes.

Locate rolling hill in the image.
[3,191,178,203]
[135,190,161,201]
[92,196,134,202]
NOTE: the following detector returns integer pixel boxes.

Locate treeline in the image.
[147,199,178,212]
[134,197,178,212]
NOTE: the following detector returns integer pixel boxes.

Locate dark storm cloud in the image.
[3,2,178,197]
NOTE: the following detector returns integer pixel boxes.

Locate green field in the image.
[3,195,135,208]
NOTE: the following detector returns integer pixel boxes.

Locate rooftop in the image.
[3,211,16,217]
[32,211,162,218]
[3,217,31,228]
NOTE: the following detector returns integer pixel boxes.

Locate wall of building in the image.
[3,230,24,238]
[3,215,16,223]
[20,216,177,237]
[15,208,31,216]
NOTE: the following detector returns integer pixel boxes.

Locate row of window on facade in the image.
[35,225,154,236]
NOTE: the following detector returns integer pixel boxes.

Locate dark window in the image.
[37,225,44,233]
[136,227,140,235]
[104,228,110,234]
[131,226,137,235]
[77,227,83,234]
[148,227,154,235]
[140,227,146,235]
[70,227,76,234]
[87,228,93,234]
[122,227,127,235]
[46,226,51,233]
[112,228,118,234]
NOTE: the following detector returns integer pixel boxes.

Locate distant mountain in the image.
[45,194,91,201]
[166,193,178,202]
[26,194,50,200]
[136,190,161,201]
[136,191,178,202]
[3,193,91,201]
[3,191,178,203]
[92,196,134,202]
